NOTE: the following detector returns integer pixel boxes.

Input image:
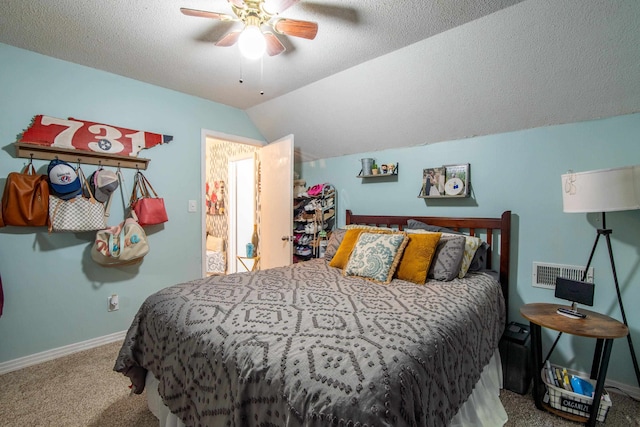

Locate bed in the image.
[115,210,512,427]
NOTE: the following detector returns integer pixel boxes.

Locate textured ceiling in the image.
[1,1,639,161]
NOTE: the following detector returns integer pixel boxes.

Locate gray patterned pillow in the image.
[343,232,408,284]
[407,219,461,234]
[427,234,466,281]
[324,229,346,261]
[468,241,489,271]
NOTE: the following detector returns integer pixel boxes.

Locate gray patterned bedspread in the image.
[114,259,505,427]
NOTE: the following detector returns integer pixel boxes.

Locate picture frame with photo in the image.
[418,166,446,198]
[418,163,470,198]
[443,163,470,197]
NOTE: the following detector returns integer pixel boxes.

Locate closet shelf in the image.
[15,142,149,170]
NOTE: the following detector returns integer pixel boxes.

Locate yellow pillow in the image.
[329,228,391,269]
[395,232,441,284]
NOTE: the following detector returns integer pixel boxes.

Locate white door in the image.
[259,135,294,269]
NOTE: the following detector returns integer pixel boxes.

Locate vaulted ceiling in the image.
[1,0,639,161]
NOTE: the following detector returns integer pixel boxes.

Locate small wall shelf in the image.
[15,142,150,170]
[357,163,398,178]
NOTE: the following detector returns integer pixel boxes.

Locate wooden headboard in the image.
[345,210,512,316]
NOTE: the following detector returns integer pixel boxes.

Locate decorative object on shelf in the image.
[251,223,259,252]
[357,162,399,178]
[246,242,254,258]
[0,158,50,227]
[361,158,374,176]
[561,165,640,387]
[419,163,470,198]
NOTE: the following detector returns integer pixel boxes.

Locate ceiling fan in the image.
[181,0,318,59]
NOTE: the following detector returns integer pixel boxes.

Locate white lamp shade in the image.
[238,25,266,60]
[561,165,640,213]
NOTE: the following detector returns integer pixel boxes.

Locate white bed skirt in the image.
[145,350,508,427]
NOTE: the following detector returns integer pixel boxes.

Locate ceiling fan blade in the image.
[180,7,235,21]
[216,31,242,47]
[263,0,300,15]
[227,0,245,7]
[263,32,286,56]
[273,18,318,40]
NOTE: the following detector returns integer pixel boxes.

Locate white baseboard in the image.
[605,377,640,400]
[0,330,127,375]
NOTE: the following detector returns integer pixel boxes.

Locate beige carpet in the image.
[0,341,638,426]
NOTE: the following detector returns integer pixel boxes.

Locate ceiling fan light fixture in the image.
[238,25,266,60]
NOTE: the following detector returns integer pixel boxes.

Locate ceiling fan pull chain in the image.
[239,56,244,84]
[260,56,264,95]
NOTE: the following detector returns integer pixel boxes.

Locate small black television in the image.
[555,277,595,307]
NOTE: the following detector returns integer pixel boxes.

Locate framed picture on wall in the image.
[443,164,470,197]
[418,164,470,198]
[418,166,446,197]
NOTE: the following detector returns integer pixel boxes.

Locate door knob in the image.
[282,235,293,241]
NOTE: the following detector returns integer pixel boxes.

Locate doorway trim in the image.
[200,129,264,278]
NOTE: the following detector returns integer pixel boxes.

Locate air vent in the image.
[532,262,594,289]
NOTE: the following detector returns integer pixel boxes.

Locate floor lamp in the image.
[562,165,640,387]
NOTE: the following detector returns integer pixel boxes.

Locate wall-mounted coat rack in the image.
[14,142,149,170]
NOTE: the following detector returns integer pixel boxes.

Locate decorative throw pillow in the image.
[206,235,224,252]
[395,232,441,284]
[407,219,461,234]
[344,232,409,284]
[329,228,392,269]
[423,233,466,281]
[440,233,483,278]
[344,224,392,230]
[468,241,489,271]
[324,229,346,261]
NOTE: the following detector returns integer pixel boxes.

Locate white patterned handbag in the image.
[91,213,149,266]
[48,167,109,233]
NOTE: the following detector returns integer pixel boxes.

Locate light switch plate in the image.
[188,200,197,212]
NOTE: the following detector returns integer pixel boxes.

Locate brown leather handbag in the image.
[1,162,50,227]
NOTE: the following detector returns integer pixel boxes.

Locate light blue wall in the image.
[0,43,264,362]
[300,113,640,388]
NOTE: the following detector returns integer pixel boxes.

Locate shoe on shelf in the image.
[304,199,322,212]
[298,246,312,257]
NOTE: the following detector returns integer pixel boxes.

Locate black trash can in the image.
[499,321,532,394]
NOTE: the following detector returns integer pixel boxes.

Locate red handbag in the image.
[1,162,50,227]
[130,171,168,226]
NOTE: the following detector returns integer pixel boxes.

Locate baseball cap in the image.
[48,160,82,200]
[89,170,119,203]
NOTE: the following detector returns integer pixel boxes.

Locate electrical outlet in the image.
[188,200,197,212]
[108,294,119,312]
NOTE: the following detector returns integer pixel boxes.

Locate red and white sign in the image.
[19,115,172,157]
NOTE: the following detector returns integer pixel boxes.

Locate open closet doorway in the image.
[202,131,261,278]
[201,130,294,277]
[228,154,256,274]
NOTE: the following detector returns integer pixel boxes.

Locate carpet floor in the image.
[0,341,638,426]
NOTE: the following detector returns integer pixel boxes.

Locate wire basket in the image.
[541,364,611,422]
